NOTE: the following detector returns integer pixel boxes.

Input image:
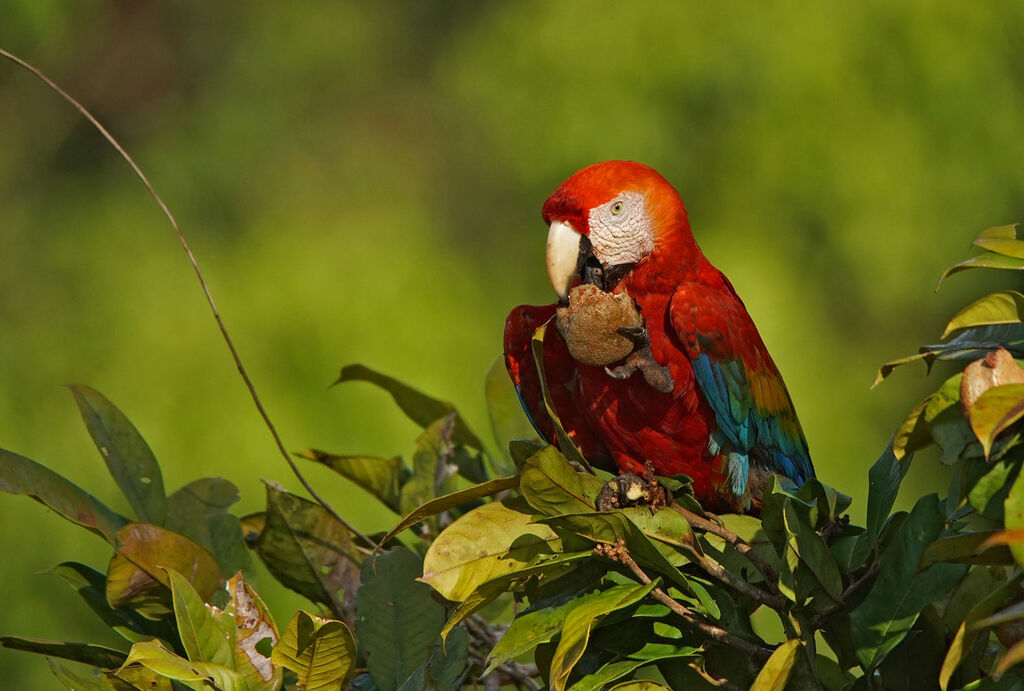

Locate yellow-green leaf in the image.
[944,291,1024,338]
[421,497,559,602]
[272,610,356,690]
[549,582,658,691]
[106,523,222,615]
[750,638,801,691]
[968,382,1024,458]
[378,474,519,548]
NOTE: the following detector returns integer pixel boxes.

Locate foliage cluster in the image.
[5,227,1024,690]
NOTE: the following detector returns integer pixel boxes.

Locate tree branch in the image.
[599,540,773,662]
[0,48,379,552]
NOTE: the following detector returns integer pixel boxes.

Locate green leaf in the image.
[939,572,1022,690]
[47,659,118,691]
[849,494,970,669]
[850,446,908,569]
[165,477,252,578]
[272,610,356,690]
[969,383,1024,458]
[548,582,659,691]
[750,638,801,691]
[485,355,538,476]
[165,568,234,668]
[539,511,688,587]
[608,683,672,691]
[1004,463,1024,571]
[875,324,1024,385]
[256,483,362,620]
[975,233,1024,259]
[485,585,605,675]
[0,636,127,669]
[784,500,842,599]
[357,548,445,691]
[299,449,407,513]
[520,445,603,515]
[531,321,590,468]
[920,531,1015,568]
[968,457,1019,517]
[116,639,245,691]
[47,561,176,644]
[892,373,963,461]
[398,415,462,519]
[510,439,546,471]
[69,385,167,525]
[106,522,223,615]
[396,626,468,691]
[421,497,559,602]
[379,475,519,548]
[568,643,699,691]
[938,251,1024,289]
[943,291,1024,338]
[994,638,1024,679]
[333,364,485,450]
[0,447,128,543]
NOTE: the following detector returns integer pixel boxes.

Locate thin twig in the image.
[808,561,880,632]
[601,540,773,662]
[671,502,781,591]
[681,543,787,611]
[0,48,378,551]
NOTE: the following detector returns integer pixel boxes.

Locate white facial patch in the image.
[587,190,654,267]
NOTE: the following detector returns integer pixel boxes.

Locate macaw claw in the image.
[605,345,675,393]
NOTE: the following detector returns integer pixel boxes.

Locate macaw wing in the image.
[504,304,610,465]
[669,282,814,499]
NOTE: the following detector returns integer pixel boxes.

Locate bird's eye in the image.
[611,201,624,215]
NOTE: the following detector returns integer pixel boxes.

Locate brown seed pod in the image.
[556,284,643,366]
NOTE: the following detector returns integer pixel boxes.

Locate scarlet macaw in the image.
[504,161,813,512]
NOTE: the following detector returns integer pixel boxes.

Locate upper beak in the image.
[546,220,584,300]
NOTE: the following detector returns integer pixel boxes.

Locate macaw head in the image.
[542,161,690,300]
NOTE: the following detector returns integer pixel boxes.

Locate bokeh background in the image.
[3,2,1024,686]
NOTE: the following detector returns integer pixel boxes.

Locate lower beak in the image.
[546,220,584,300]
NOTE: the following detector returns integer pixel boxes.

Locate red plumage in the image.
[505,162,812,511]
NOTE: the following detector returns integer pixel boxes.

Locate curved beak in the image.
[545,220,584,300]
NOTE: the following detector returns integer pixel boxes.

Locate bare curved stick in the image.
[0,48,378,550]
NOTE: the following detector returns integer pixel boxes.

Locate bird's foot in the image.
[605,343,675,393]
[596,462,669,513]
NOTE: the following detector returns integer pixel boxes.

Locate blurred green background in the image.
[3,1,1024,686]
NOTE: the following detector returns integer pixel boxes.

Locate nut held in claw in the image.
[555,284,643,367]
